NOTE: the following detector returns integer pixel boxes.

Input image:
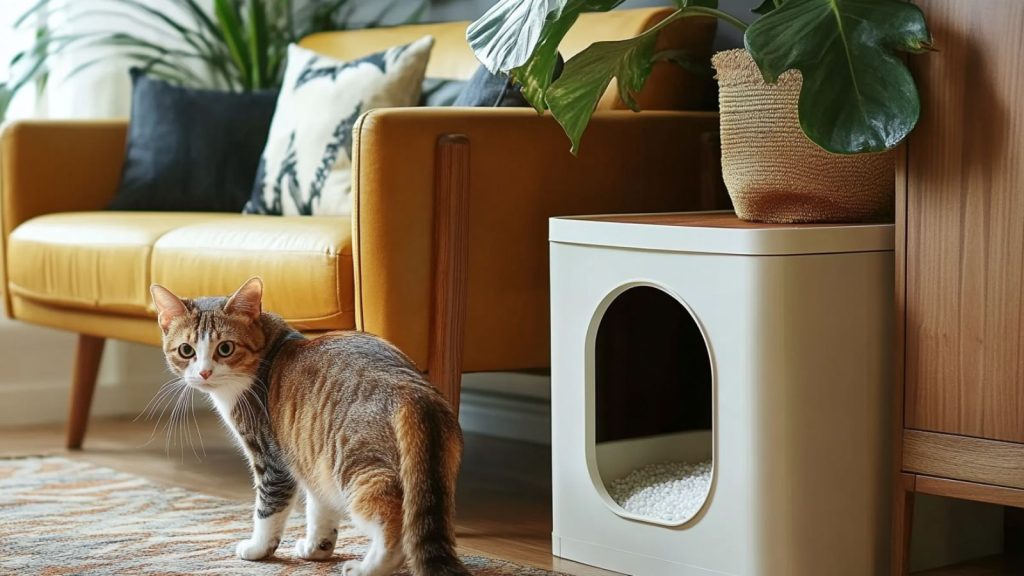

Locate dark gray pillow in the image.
[420,78,467,106]
[452,66,529,107]
[108,70,278,212]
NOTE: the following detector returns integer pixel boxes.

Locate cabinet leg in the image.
[893,473,916,576]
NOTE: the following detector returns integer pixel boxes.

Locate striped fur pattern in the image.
[150,278,469,576]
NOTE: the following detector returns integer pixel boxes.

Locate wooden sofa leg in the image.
[428,134,469,415]
[66,334,105,450]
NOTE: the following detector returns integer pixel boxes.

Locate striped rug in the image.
[0,456,559,575]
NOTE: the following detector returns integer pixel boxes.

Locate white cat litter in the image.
[607,461,713,523]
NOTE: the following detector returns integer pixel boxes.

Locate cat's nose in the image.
[199,369,213,380]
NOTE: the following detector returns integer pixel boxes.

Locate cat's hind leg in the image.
[342,473,405,576]
[294,489,342,561]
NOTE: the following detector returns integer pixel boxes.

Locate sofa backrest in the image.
[299,8,716,111]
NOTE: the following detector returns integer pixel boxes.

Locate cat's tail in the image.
[394,398,471,576]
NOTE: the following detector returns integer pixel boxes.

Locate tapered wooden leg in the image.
[66,334,105,450]
[892,473,916,576]
[428,134,469,415]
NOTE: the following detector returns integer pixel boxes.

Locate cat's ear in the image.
[150,284,187,333]
[225,277,263,322]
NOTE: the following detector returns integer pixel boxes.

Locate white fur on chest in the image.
[206,377,256,458]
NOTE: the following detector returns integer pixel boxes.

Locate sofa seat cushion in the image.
[7,212,355,331]
[7,212,225,315]
[150,215,354,331]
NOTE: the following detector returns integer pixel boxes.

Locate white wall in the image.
[0,313,171,426]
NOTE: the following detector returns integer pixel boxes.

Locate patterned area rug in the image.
[0,456,559,575]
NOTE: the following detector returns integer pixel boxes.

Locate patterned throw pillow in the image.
[244,36,434,216]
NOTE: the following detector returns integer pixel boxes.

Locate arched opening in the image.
[591,285,714,526]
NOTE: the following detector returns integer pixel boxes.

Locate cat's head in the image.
[150,277,267,392]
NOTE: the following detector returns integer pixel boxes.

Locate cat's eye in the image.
[177,343,195,359]
[216,341,235,357]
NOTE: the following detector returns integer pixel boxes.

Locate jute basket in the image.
[711,49,894,223]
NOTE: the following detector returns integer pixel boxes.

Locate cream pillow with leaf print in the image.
[244,36,434,216]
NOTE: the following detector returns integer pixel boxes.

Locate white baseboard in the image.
[0,314,555,445]
[0,378,175,426]
[458,388,551,445]
[0,316,178,426]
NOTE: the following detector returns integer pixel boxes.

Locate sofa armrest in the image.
[1,120,128,236]
[351,107,722,372]
[0,120,127,317]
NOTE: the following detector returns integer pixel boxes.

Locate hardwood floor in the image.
[1,415,1017,576]
[0,414,615,576]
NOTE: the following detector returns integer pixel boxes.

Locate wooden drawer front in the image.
[904,429,1024,490]
[904,0,1024,442]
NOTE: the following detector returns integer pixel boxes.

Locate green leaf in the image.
[508,11,580,112]
[496,0,626,112]
[214,0,253,89]
[752,0,777,15]
[653,48,712,77]
[546,30,658,153]
[744,0,932,154]
[248,0,270,88]
[676,0,718,8]
[467,0,568,74]
[0,83,13,123]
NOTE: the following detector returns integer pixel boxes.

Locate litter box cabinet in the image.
[549,213,894,576]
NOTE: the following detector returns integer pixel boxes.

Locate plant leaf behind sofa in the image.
[0,8,724,449]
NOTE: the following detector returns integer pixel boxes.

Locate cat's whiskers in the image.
[135,376,186,422]
[242,383,269,416]
[176,385,202,462]
[165,382,189,457]
[140,379,189,448]
[188,387,206,459]
[240,387,261,431]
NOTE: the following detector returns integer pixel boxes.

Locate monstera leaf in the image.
[546,32,658,153]
[752,0,779,15]
[468,0,628,112]
[466,0,568,75]
[509,11,583,112]
[745,0,932,154]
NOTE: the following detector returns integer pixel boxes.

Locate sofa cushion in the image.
[108,70,278,213]
[7,212,355,331]
[7,212,225,315]
[150,216,354,331]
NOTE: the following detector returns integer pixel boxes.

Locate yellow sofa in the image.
[0,8,722,449]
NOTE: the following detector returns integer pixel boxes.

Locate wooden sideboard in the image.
[893,0,1024,573]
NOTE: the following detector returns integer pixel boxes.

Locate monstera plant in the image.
[467,0,933,155]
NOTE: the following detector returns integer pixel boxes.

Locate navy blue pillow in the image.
[452,66,529,107]
[452,56,564,108]
[109,70,278,212]
[420,78,467,106]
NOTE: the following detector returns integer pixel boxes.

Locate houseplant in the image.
[2,0,416,113]
[467,0,933,223]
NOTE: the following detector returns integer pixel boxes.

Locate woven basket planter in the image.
[711,49,895,224]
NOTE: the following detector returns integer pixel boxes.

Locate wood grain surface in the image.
[903,429,1024,490]
[903,0,1024,443]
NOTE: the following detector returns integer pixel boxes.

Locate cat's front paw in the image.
[294,536,335,560]
[235,537,280,561]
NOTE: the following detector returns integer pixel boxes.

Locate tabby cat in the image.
[150,277,469,576]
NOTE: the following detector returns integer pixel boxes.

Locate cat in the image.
[150,277,470,576]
